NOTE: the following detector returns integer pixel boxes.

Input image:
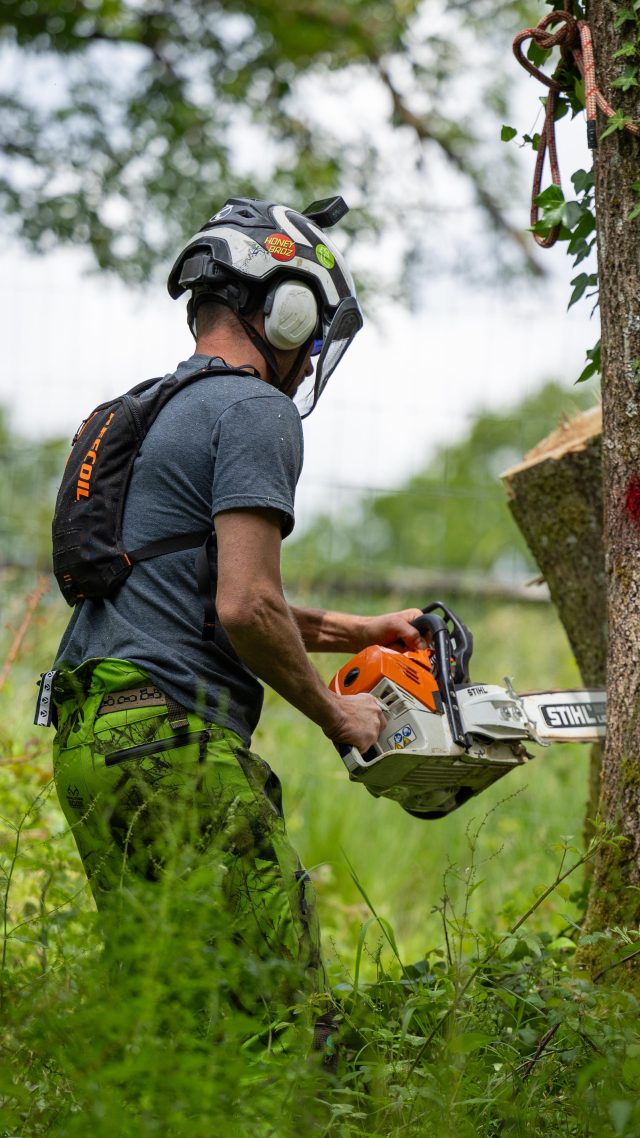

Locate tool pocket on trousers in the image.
[103,730,212,767]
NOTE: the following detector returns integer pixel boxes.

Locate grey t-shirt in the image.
[55,354,304,743]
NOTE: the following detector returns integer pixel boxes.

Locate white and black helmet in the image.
[167,195,363,416]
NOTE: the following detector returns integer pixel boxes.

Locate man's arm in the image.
[290,606,427,654]
[214,508,386,753]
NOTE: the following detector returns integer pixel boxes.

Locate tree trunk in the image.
[581,0,640,968]
[502,408,606,845]
[503,408,605,688]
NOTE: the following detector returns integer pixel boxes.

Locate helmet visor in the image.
[295,297,363,418]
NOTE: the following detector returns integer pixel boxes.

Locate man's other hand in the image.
[359,609,427,652]
[324,693,387,753]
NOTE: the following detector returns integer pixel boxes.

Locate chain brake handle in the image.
[412,601,474,685]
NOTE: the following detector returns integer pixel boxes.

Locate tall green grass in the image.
[1,576,638,1137]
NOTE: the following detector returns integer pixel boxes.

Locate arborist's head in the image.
[167,195,362,416]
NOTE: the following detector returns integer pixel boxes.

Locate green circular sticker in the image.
[315,243,335,269]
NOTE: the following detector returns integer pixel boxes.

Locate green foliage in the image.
[2,654,639,1138]
[0,407,66,569]
[284,381,593,587]
[0,0,537,287]
[509,1,640,390]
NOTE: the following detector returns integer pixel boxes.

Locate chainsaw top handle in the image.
[409,608,472,751]
[413,601,474,686]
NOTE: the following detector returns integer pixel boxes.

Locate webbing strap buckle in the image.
[34,670,58,727]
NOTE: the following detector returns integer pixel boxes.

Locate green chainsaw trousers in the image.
[52,659,327,1041]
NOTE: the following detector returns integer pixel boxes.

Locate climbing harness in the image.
[513,2,640,247]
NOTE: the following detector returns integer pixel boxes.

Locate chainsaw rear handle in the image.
[336,742,375,772]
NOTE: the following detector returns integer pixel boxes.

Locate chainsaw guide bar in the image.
[329,602,606,820]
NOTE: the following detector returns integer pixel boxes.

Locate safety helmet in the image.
[167,195,363,416]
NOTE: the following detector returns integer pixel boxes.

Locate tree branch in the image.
[376,63,545,277]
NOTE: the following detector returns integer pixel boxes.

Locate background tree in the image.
[503,0,640,946]
[0,0,539,291]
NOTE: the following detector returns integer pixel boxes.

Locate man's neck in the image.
[195,327,268,381]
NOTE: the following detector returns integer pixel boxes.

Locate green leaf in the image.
[614,8,637,28]
[576,342,601,384]
[499,937,518,959]
[600,109,634,139]
[449,1031,493,1054]
[523,131,541,151]
[568,272,598,309]
[523,934,543,957]
[612,69,639,92]
[549,936,577,951]
[571,168,594,195]
[527,40,550,68]
[534,184,564,206]
[561,201,585,229]
[501,125,517,142]
[613,41,637,58]
[628,202,640,221]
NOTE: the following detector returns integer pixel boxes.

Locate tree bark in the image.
[581,0,640,964]
[502,409,606,846]
[503,407,606,688]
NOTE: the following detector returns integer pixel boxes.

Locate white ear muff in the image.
[264,281,318,350]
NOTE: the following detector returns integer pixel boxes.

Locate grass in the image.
[1,573,638,1137]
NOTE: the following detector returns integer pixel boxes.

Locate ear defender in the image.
[263,281,319,351]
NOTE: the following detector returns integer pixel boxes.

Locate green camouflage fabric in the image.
[52,659,328,1045]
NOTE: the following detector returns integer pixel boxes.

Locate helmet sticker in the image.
[315,243,335,269]
[264,233,296,261]
[212,204,234,221]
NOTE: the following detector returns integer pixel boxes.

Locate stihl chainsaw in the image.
[329,602,606,820]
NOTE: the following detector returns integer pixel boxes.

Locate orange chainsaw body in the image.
[330,644,440,712]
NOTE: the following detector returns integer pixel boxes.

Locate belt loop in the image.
[165,695,189,730]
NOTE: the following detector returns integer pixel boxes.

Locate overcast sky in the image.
[1,237,598,525]
[0,55,600,527]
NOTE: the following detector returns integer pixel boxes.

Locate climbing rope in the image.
[513,1,640,248]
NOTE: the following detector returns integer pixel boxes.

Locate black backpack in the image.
[52,360,247,637]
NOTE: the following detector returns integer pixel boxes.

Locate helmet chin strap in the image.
[191,291,308,396]
[239,318,310,396]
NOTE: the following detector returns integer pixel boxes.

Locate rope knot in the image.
[534,10,579,54]
[513,10,579,91]
[513,9,640,249]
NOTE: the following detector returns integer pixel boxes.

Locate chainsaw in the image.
[329,602,606,820]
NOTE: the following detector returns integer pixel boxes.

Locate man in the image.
[51,195,424,1048]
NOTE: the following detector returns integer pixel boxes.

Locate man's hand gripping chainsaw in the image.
[329,602,606,820]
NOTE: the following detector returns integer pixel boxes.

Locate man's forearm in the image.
[291,605,428,654]
[290,606,368,653]
[219,594,345,733]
